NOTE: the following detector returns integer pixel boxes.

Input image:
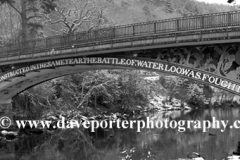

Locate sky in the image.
[196,0,240,5]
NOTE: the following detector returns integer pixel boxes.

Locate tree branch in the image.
[6,1,21,15]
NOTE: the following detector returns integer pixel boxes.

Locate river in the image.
[1,108,240,160]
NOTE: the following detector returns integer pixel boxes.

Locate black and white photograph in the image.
[1,0,240,159]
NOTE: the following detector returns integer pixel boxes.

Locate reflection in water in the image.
[1,108,240,160]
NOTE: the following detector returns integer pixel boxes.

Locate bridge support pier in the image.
[0,100,13,129]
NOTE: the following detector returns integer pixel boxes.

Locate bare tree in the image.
[42,0,110,35]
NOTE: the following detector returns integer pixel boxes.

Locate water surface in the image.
[1,108,240,160]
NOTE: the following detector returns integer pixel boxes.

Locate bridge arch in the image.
[0,64,130,101]
[0,55,240,103]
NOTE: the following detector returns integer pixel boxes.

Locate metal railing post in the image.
[228,12,232,25]
[176,19,179,31]
[201,16,204,29]
[133,25,135,36]
[154,22,157,33]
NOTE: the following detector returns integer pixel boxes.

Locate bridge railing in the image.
[1,10,240,59]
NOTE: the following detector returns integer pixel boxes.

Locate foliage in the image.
[152,0,237,16]
[57,70,150,114]
[12,70,152,118]
[157,76,214,107]
[12,81,58,118]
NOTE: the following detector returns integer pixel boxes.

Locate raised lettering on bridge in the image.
[1,57,240,95]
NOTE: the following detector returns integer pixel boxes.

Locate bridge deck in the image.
[1,10,240,64]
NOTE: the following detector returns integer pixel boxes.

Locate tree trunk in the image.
[9,4,13,40]
[21,0,28,41]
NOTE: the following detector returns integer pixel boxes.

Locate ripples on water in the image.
[0,108,240,160]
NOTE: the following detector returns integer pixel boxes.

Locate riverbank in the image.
[148,94,240,112]
[149,95,192,111]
